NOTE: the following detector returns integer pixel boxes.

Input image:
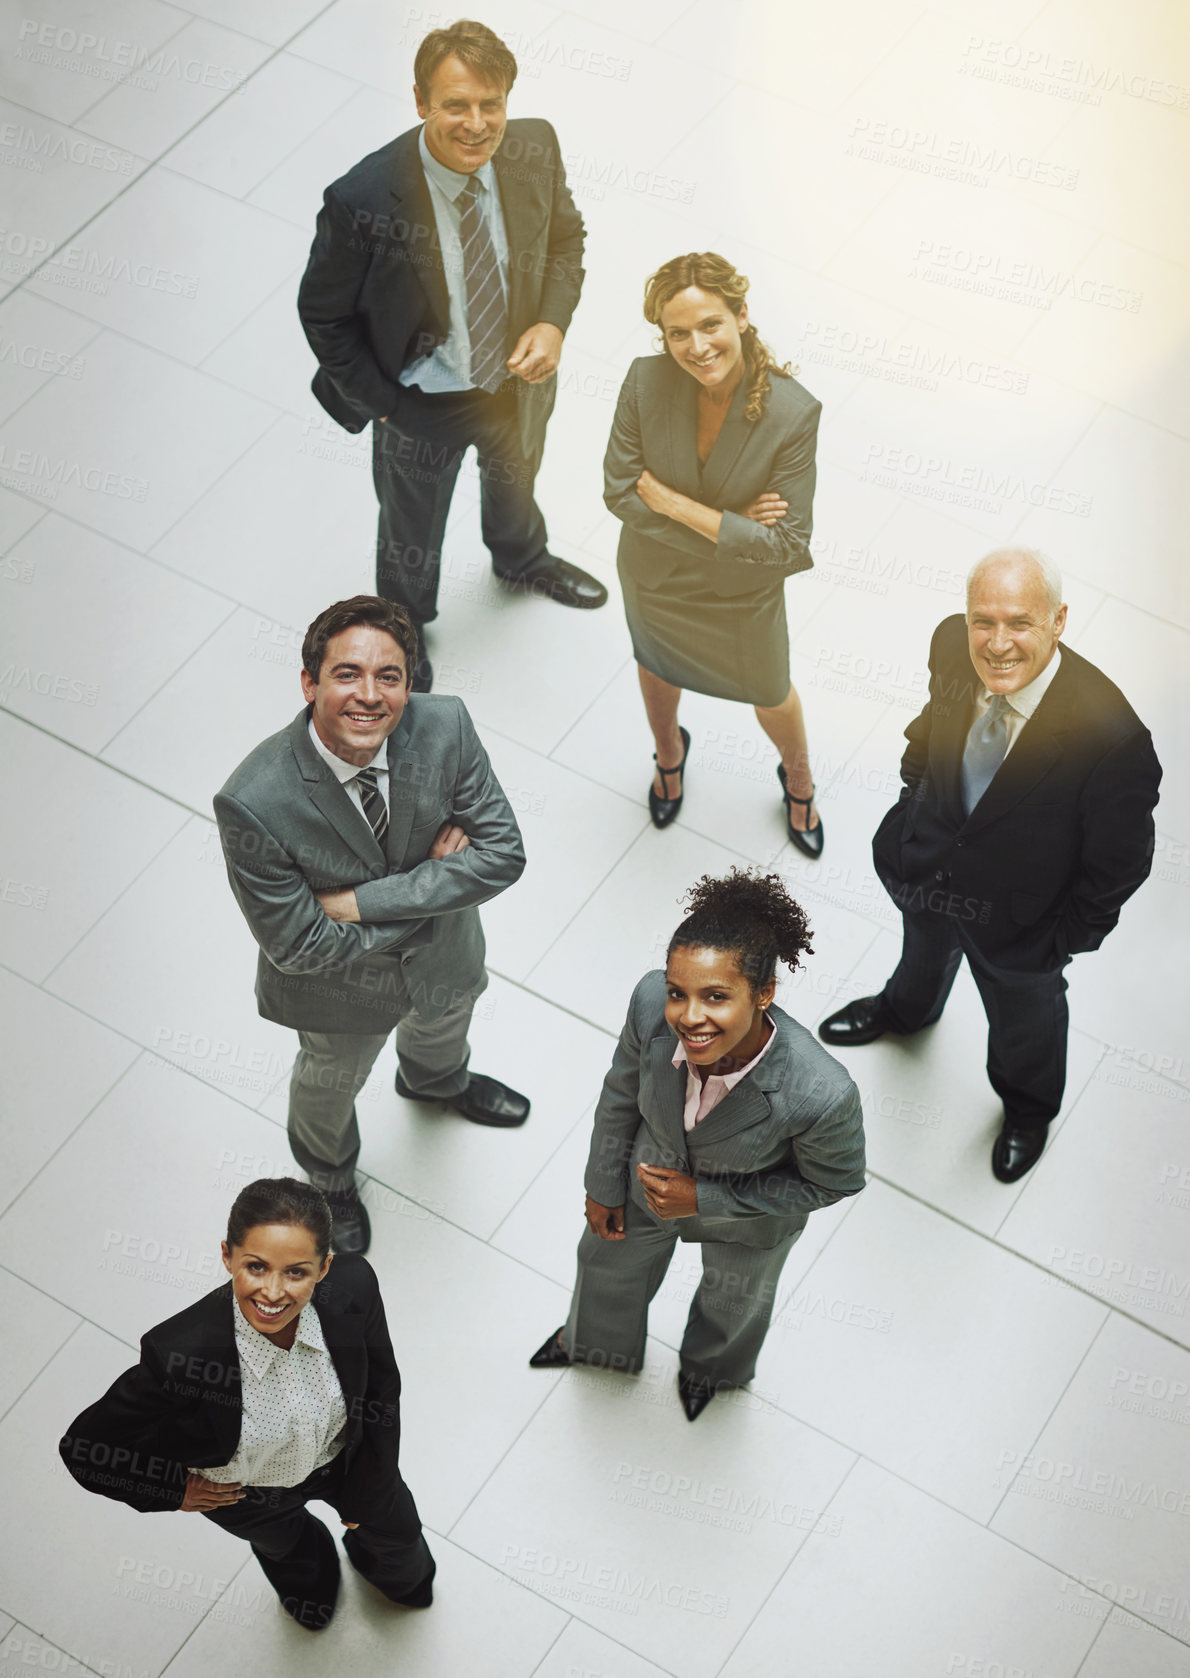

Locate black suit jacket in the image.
[59,1257,405,1524]
[297,118,584,460]
[872,616,1162,968]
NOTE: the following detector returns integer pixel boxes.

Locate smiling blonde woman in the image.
[604,253,826,854]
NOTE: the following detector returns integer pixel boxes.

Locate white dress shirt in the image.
[400,125,511,394]
[970,646,1062,757]
[307,717,389,835]
[200,1301,348,1488]
[671,1015,778,1132]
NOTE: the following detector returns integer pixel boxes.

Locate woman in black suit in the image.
[59,1178,433,1633]
[604,252,825,855]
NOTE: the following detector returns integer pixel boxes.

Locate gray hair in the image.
[966,546,1064,616]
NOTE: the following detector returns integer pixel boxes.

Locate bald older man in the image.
[819,549,1162,1181]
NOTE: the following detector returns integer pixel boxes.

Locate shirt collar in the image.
[307,715,388,785]
[981,644,1062,721]
[233,1298,325,1380]
[671,1013,777,1089]
[418,124,495,202]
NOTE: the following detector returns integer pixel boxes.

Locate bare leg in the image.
[755,685,818,831]
[638,664,686,799]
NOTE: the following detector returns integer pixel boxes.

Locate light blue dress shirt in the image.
[400,126,511,394]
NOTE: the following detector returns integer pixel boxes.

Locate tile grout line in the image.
[710,1455,864,1678]
[96,600,239,756]
[984,1311,1113,1530]
[0,1314,85,1431]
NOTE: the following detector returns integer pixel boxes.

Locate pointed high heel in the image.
[778,764,824,858]
[648,726,690,829]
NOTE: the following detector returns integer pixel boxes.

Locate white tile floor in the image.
[0,3,1187,1675]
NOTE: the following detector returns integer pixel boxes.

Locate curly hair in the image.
[667,868,813,994]
[643,252,792,422]
[226,1178,333,1261]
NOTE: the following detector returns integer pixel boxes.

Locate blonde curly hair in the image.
[643,252,791,422]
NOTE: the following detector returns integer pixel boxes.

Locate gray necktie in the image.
[961,695,1012,814]
[458,176,508,394]
[355,766,389,848]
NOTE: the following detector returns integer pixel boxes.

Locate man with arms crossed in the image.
[215,596,528,1254]
[298,19,605,691]
[819,548,1162,1181]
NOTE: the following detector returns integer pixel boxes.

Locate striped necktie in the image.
[458,176,508,394]
[961,695,1012,815]
[355,766,389,848]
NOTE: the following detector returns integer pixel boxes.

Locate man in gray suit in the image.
[214,595,527,1254]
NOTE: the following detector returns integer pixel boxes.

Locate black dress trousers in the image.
[203,1450,433,1622]
[880,905,1071,1126]
[373,381,550,623]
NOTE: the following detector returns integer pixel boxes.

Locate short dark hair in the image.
[414,18,518,98]
[301,595,418,685]
[667,868,814,994]
[226,1177,333,1261]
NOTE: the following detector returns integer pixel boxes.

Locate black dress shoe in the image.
[395,1071,530,1128]
[677,1372,716,1422]
[529,1327,572,1368]
[325,1186,371,1256]
[817,995,895,1047]
[498,556,608,609]
[343,1531,435,1608]
[267,1515,340,1631]
[778,765,824,858]
[992,1122,1048,1183]
[391,1565,435,1609]
[648,726,690,829]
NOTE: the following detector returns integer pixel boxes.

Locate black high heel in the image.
[648,726,690,829]
[778,764,824,858]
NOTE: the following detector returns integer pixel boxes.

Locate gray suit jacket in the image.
[584,972,866,1248]
[213,697,524,1033]
[603,354,821,599]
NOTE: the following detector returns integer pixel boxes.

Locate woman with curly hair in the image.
[604,252,826,854]
[529,870,866,1419]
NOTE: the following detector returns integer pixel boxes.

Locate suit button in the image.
[934,870,945,882]
[955,837,967,848]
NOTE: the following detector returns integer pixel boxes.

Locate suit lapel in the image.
[178,1283,242,1461]
[390,128,450,335]
[290,712,384,872]
[660,359,701,499]
[646,1033,692,1164]
[492,147,539,333]
[697,376,753,506]
[384,718,420,868]
[929,649,981,820]
[685,1017,789,1148]
[316,1285,368,1411]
